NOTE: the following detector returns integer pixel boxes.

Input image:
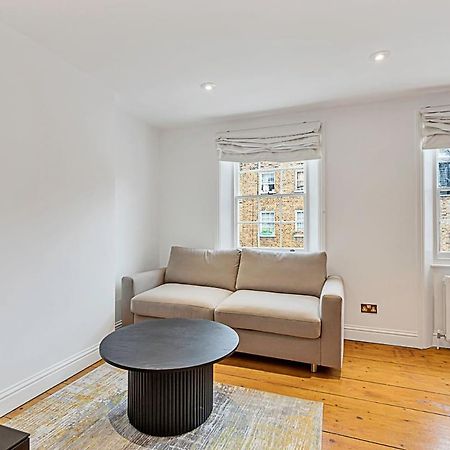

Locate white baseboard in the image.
[0,344,100,417]
[344,325,420,347]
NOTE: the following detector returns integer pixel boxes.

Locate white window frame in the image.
[294,168,305,193]
[295,209,304,232]
[259,211,276,237]
[259,170,276,194]
[230,160,324,252]
[434,149,450,260]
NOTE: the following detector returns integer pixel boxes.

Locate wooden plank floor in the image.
[2,341,450,449]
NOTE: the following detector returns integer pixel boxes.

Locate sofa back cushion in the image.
[236,249,327,297]
[165,246,241,291]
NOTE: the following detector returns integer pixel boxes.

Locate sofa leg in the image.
[311,364,318,373]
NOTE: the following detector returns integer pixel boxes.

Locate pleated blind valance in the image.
[421,105,450,150]
[216,121,322,162]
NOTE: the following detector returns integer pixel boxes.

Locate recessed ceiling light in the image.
[370,50,390,62]
[200,81,216,91]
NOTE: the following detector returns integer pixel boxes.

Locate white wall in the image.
[114,111,160,322]
[159,90,450,348]
[0,23,159,415]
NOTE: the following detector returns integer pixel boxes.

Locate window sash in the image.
[235,162,307,250]
[434,149,450,257]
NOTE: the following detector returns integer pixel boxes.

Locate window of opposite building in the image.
[259,171,276,194]
[259,211,276,237]
[295,209,304,233]
[295,168,305,193]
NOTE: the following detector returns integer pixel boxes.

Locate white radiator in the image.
[443,276,450,342]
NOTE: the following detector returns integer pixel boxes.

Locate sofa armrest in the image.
[121,268,166,326]
[320,275,344,369]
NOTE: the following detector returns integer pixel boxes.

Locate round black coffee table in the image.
[99,318,239,436]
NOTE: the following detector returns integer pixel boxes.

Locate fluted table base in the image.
[127,365,213,436]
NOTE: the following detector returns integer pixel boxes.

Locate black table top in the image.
[0,425,29,449]
[99,319,239,372]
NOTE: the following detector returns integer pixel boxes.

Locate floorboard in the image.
[214,369,450,449]
[322,432,393,449]
[1,341,450,449]
[215,364,450,416]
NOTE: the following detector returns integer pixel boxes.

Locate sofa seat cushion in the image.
[214,290,321,339]
[131,283,233,320]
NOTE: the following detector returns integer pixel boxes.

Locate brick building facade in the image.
[237,161,305,249]
[440,195,450,251]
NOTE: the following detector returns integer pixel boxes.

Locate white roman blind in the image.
[216,121,322,162]
[421,105,450,150]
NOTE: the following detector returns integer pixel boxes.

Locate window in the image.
[236,161,311,249]
[437,149,450,254]
[219,158,322,251]
[295,210,304,232]
[259,211,275,237]
[259,171,275,194]
[295,169,305,192]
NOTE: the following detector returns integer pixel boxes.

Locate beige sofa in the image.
[122,246,344,371]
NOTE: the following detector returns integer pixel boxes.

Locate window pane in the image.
[438,148,450,253]
[239,162,258,171]
[260,197,280,221]
[438,161,450,188]
[238,198,258,222]
[440,223,450,252]
[440,192,450,252]
[259,223,280,247]
[440,193,450,222]
[259,161,280,170]
[281,223,304,249]
[280,195,304,221]
[238,223,258,248]
[239,171,258,196]
[280,164,305,194]
[282,161,304,169]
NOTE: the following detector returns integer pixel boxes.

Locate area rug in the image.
[6,364,322,449]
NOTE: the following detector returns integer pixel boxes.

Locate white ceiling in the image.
[1,0,449,127]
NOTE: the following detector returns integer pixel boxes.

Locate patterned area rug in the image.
[6,364,322,449]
